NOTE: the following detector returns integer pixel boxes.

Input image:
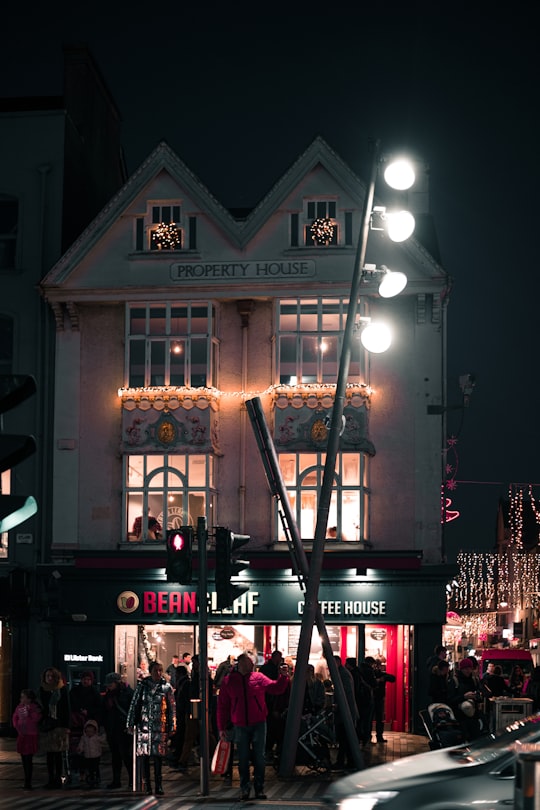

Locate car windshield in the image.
[449,716,540,765]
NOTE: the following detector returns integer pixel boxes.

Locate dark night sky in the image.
[3,3,540,561]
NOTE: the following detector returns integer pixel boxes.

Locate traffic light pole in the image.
[197,516,210,796]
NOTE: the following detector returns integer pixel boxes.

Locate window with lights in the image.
[124,454,216,543]
[275,297,371,544]
[134,202,198,252]
[277,298,364,384]
[289,199,353,248]
[278,452,369,544]
[126,302,217,388]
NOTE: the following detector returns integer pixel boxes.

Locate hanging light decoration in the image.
[310,217,335,246]
[151,222,181,250]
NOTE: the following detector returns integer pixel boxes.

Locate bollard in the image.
[514,743,540,810]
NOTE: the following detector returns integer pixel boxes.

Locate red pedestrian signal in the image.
[166,527,193,584]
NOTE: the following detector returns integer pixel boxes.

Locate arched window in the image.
[124,454,216,543]
[278,452,369,543]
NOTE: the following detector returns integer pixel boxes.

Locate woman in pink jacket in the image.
[217,652,289,801]
[12,688,42,790]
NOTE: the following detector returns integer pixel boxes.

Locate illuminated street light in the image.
[384,157,416,190]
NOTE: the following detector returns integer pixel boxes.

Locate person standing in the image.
[217,652,289,801]
[259,650,290,763]
[509,665,525,697]
[166,655,180,690]
[428,659,452,704]
[426,645,447,673]
[101,672,134,790]
[37,666,71,789]
[77,719,105,787]
[127,660,176,796]
[69,670,102,784]
[332,656,359,771]
[371,659,396,743]
[12,688,41,790]
[357,657,376,745]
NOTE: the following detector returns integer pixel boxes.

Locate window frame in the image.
[276,297,364,385]
[277,451,370,543]
[123,453,216,544]
[126,302,218,388]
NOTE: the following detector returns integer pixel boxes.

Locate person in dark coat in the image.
[428,659,452,704]
[169,663,191,769]
[526,666,540,711]
[447,658,485,741]
[101,672,134,789]
[127,661,176,796]
[358,657,377,745]
[371,659,396,743]
[37,666,71,789]
[259,651,289,761]
[69,670,102,782]
[332,656,359,770]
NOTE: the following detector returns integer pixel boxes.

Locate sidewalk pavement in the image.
[0,730,430,803]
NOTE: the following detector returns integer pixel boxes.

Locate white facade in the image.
[41,137,449,564]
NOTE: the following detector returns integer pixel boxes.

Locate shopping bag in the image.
[211,739,231,775]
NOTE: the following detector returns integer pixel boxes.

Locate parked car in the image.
[323,715,540,810]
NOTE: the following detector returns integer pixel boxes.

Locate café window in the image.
[124,454,216,543]
[278,452,369,543]
[127,302,217,388]
[277,298,363,384]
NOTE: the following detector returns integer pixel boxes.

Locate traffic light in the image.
[0,375,38,533]
[215,526,250,609]
[166,527,193,584]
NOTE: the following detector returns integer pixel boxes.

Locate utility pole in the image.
[197,516,210,796]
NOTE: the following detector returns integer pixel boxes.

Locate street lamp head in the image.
[383,157,416,190]
[385,210,416,242]
[377,265,408,298]
[361,264,407,298]
[355,317,392,353]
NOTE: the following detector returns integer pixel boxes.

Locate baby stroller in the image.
[296,709,335,773]
[419,703,465,750]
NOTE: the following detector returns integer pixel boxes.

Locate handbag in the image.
[211,739,231,775]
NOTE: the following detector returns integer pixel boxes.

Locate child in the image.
[12,688,42,790]
[77,718,105,787]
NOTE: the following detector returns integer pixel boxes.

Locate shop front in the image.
[40,559,450,733]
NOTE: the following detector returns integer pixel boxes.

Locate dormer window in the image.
[290,199,353,248]
[135,202,198,252]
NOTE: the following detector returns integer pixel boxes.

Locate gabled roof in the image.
[42,140,242,286]
[42,136,446,290]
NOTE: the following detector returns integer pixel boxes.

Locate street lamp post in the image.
[279,138,415,776]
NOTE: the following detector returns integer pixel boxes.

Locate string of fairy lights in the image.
[151,222,182,250]
[448,550,540,612]
[310,217,335,246]
[447,484,540,642]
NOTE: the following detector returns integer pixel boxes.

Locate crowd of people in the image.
[11,651,395,795]
[426,645,540,741]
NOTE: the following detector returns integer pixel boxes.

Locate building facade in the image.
[9,129,452,732]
